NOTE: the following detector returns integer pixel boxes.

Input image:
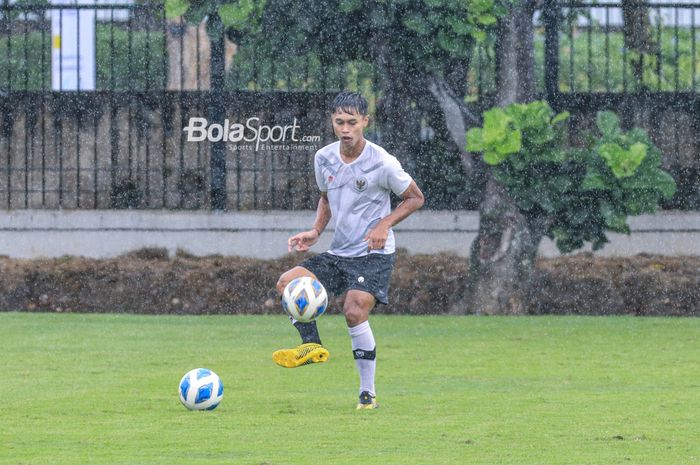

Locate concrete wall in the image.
[0,210,699,259]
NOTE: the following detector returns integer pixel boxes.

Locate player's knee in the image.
[277,267,313,295]
[344,309,364,326]
[344,301,368,326]
[276,273,290,295]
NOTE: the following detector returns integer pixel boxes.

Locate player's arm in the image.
[365,181,424,251]
[312,191,332,235]
[288,192,332,252]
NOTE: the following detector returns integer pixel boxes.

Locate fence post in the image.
[209,12,227,210]
[543,0,560,108]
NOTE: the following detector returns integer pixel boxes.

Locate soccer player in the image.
[273,91,425,410]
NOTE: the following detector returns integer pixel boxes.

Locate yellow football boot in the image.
[356,391,379,410]
[272,343,329,368]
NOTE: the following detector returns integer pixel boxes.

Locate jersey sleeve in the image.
[314,152,328,192]
[384,156,413,196]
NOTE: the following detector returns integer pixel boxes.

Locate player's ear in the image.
[362,114,370,128]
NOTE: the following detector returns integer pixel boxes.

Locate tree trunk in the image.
[467,176,549,314]
[494,2,536,106]
[428,6,539,296]
[468,2,541,314]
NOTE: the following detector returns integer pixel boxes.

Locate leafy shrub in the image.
[466,100,676,252]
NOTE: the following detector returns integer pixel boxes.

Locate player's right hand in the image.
[287,229,320,253]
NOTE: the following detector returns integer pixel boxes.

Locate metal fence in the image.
[4,2,698,94]
[1,1,699,210]
[0,2,496,95]
[543,1,700,93]
[0,2,340,210]
[541,1,700,209]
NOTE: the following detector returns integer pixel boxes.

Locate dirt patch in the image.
[0,249,697,316]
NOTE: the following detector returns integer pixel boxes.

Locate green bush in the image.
[467,100,676,253]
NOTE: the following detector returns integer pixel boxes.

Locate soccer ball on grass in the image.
[282,276,328,323]
[178,368,224,410]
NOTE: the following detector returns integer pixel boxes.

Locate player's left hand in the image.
[288,229,320,253]
[364,225,389,251]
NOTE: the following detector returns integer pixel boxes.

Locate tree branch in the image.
[427,75,482,178]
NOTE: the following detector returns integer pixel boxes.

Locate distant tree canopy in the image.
[165,0,265,36]
[258,0,503,81]
[166,0,506,94]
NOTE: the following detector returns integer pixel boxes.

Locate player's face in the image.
[332,109,368,150]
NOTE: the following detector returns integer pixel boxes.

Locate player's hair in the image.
[330,91,368,116]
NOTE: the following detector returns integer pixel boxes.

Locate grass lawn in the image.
[0,313,698,465]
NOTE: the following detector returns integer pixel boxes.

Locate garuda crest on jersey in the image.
[354,176,368,192]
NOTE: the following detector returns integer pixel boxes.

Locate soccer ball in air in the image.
[178,368,224,411]
[282,276,328,323]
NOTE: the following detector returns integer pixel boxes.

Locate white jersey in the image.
[314,140,413,257]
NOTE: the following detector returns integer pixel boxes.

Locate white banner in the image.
[51,0,95,91]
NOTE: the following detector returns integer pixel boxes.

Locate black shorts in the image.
[299,252,396,305]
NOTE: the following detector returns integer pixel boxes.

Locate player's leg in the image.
[272,254,340,368]
[276,266,323,345]
[344,289,379,409]
[342,253,395,409]
[275,266,316,293]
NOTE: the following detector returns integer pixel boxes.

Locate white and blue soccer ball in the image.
[282,276,328,323]
[178,368,224,411]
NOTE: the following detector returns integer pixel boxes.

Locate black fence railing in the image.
[3,2,698,94]
[546,1,700,93]
[1,1,699,211]
[0,90,333,210]
[0,2,499,96]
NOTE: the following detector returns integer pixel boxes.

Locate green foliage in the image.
[95,26,166,91]
[218,0,257,29]
[165,0,265,35]
[258,0,507,73]
[467,108,520,164]
[0,32,50,91]
[165,0,190,18]
[466,101,676,253]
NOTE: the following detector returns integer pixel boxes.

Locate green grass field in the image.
[1,313,698,465]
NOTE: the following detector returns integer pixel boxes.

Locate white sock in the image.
[348,321,376,397]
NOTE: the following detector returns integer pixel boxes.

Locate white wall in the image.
[0,210,699,259]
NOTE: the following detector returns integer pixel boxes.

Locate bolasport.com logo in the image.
[183,117,321,151]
